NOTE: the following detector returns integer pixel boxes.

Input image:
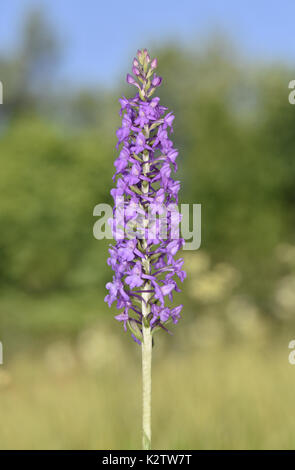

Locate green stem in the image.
[142,305,152,450]
[141,131,152,450]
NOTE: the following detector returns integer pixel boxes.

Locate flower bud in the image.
[132,66,140,76]
[126,73,136,85]
[150,58,158,70]
[151,74,162,87]
[151,97,160,106]
[137,49,144,64]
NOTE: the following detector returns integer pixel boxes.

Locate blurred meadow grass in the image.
[0,331,295,449]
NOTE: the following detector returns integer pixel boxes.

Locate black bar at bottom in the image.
[0,449,293,466]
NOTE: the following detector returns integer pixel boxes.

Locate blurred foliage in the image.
[0,118,112,291]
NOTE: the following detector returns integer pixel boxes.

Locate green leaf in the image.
[127,319,143,342]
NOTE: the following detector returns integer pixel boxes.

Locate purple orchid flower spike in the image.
[105,49,186,450]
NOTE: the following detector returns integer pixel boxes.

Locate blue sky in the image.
[0,0,294,85]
